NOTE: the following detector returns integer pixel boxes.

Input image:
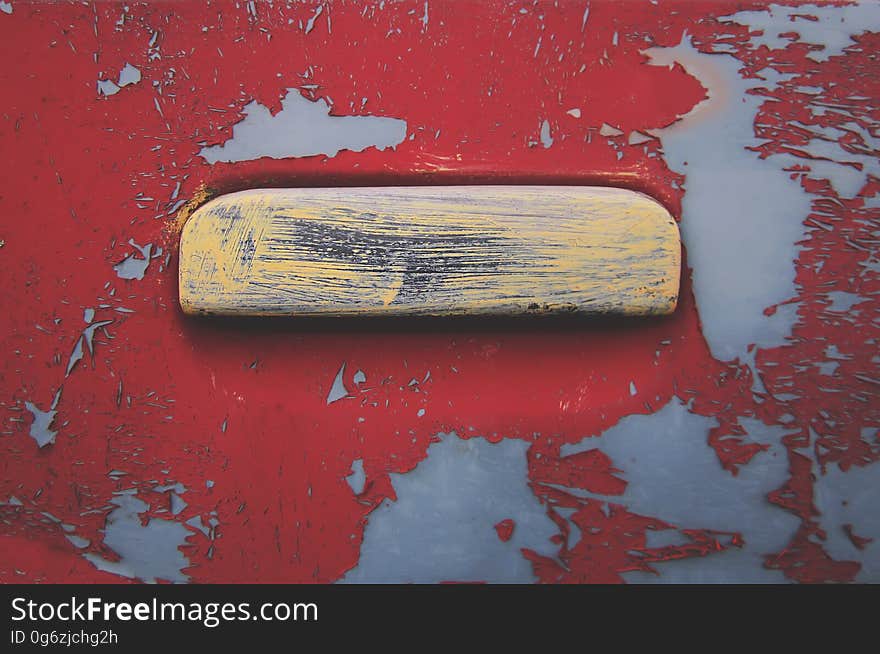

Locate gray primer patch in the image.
[341,432,558,583]
[628,131,653,145]
[346,459,366,495]
[82,320,112,352]
[97,62,142,96]
[113,240,152,280]
[24,392,61,448]
[199,89,407,163]
[599,123,623,137]
[97,79,121,96]
[719,3,880,200]
[539,120,553,148]
[185,515,210,537]
[645,3,880,362]
[83,491,190,583]
[326,362,349,405]
[117,63,141,87]
[65,338,84,377]
[554,506,581,548]
[66,319,113,377]
[170,493,188,516]
[825,291,863,313]
[561,398,799,583]
[304,4,323,33]
[645,38,810,363]
[814,458,880,582]
[724,2,880,63]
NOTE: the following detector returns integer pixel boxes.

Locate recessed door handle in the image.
[178,186,680,317]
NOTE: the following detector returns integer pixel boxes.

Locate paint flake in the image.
[599,122,623,137]
[97,79,121,96]
[305,5,324,33]
[326,362,349,404]
[562,399,800,582]
[97,62,142,97]
[539,119,553,148]
[117,63,141,87]
[24,400,58,448]
[113,240,152,280]
[346,459,366,495]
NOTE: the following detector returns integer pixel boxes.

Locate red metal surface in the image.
[1,0,877,583]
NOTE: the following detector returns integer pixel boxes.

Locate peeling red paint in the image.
[0,0,877,584]
[843,524,873,551]
[494,519,515,543]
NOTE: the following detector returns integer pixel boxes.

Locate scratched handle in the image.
[178,186,680,317]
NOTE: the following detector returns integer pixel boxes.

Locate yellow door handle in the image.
[178,186,680,317]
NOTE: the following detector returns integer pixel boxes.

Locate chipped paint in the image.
[66,318,113,377]
[113,239,152,280]
[825,291,863,313]
[563,398,799,582]
[341,433,559,583]
[646,37,810,362]
[82,492,190,583]
[646,2,880,362]
[327,361,350,405]
[97,62,142,96]
[346,459,366,495]
[199,89,407,163]
[725,2,880,62]
[24,391,61,448]
[305,5,324,34]
[539,119,553,148]
[813,456,880,582]
[1,0,877,585]
[117,63,142,87]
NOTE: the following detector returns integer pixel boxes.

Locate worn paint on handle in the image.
[178,186,680,317]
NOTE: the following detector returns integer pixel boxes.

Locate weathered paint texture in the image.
[199,90,408,163]
[178,186,680,317]
[341,433,559,583]
[0,0,878,584]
